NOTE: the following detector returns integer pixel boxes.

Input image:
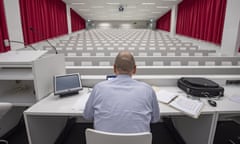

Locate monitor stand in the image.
[59,91,79,97]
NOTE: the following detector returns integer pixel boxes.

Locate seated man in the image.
[83,51,160,133]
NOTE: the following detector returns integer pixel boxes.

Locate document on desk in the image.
[169,96,204,119]
[156,90,179,104]
[72,93,90,111]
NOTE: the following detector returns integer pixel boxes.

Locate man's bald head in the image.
[114,51,136,75]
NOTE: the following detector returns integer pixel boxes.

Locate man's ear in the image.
[132,65,137,74]
[114,64,117,74]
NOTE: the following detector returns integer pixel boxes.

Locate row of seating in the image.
[68,30,190,47]
[47,50,216,57]
[50,45,200,52]
[49,29,239,76]
[66,66,240,75]
[74,29,177,41]
[56,42,195,48]
[44,45,215,56]
[65,56,240,66]
[52,30,217,57]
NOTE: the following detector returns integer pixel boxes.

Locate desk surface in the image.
[24,86,240,117]
[0,50,47,65]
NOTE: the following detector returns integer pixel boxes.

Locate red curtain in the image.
[0,0,10,53]
[19,0,68,44]
[71,8,85,32]
[176,0,227,45]
[156,11,171,32]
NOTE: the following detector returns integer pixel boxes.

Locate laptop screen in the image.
[54,73,82,96]
[106,75,116,80]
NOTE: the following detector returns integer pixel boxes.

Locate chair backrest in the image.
[0,103,12,118]
[85,128,152,144]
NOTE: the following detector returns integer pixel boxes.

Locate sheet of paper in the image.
[156,90,178,104]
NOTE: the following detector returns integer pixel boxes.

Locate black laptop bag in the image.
[177,77,224,98]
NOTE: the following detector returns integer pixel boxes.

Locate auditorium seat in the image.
[81,61,93,66]
[205,61,216,66]
[153,61,164,66]
[99,61,110,66]
[188,61,199,66]
[67,53,77,56]
[221,61,232,66]
[65,61,74,66]
[82,53,91,56]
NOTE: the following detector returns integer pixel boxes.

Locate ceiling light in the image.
[72,3,85,5]
[91,6,104,9]
[152,12,162,13]
[156,6,169,8]
[142,3,155,5]
[106,3,120,5]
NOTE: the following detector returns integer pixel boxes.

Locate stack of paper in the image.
[156,89,204,119]
[169,96,204,119]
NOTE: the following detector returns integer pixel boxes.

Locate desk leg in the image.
[172,114,215,144]
[24,114,68,144]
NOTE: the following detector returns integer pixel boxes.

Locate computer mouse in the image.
[208,100,217,107]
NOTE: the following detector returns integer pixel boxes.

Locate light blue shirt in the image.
[83,75,160,133]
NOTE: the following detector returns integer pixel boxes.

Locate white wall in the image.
[221,0,240,56]
[94,21,149,29]
[4,0,24,50]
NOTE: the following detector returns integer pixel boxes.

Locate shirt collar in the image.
[116,74,132,79]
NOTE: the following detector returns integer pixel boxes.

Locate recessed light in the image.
[72,3,85,5]
[106,3,120,5]
[156,6,169,8]
[142,3,155,5]
[91,6,104,8]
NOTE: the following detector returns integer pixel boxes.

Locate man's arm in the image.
[151,89,160,123]
[83,88,96,120]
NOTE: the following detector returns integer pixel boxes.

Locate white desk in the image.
[0,50,47,66]
[24,86,240,144]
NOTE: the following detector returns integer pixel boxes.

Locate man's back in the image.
[83,75,160,133]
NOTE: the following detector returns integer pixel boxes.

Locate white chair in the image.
[85,128,152,144]
[0,103,12,144]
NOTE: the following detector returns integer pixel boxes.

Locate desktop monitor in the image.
[54,73,82,96]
